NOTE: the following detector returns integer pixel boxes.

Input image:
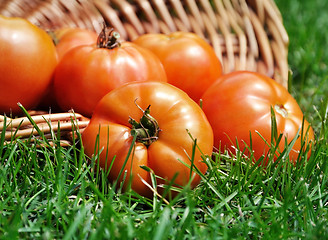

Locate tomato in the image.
[133,32,222,104]
[201,71,314,165]
[37,27,98,111]
[82,81,213,197]
[54,28,167,117]
[51,27,98,61]
[0,15,57,115]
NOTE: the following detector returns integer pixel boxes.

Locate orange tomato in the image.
[54,28,167,117]
[82,81,214,197]
[37,27,98,111]
[0,15,57,115]
[133,32,222,103]
[201,71,314,165]
[52,27,98,61]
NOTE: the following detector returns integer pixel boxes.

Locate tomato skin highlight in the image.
[0,16,58,115]
[201,71,314,164]
[133,32,222,103]
[54,41,167,117]
[82,81,214,197]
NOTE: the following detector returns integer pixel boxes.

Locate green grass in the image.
[1,0,328,239]
[1,117,327,239]
[275,0,328,132]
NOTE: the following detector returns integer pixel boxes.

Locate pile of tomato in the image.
[0,16,314,197]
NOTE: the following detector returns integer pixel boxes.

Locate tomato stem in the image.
[129,103,160,147]
[97,23,121,49]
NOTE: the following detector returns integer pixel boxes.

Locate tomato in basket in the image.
[53,27,167,117]
[133,32,222,104]
[82,81,213,197]
[201,71,314,165]
[37,27,99,111]
[51,27,98,61]
[0,15,58,115]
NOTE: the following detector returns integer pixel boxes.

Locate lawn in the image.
[1,0,328,239]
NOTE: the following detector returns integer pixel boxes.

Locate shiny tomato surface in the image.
[201,71,314,164]
[133,32,222,103]
[0,16,57,114]
[54,33,167,117]
[53,27,98,61]
[82,81,214,197]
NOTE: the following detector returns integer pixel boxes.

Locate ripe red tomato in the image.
[0,15,58,115]
[201,71,314,165]
[37,27,98,111]
[133,32,222,103]
[54,28,167,117]
[52,27,98,61]
[82,81,214,197]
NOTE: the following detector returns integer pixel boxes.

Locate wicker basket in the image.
[1,111,90,146]
[0,0,289,146]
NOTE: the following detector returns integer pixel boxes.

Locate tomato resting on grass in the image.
[201,71,314,165]
[0,15,58,115]
[82,81,214,198]
[54,27,167,117]
[133,32,222,103]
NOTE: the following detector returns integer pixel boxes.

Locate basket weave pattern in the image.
[0,0,289,145]
[1,111,89,146]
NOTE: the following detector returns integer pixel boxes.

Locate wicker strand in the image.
[1,112,90,144]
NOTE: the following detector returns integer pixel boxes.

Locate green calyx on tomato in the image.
[82,81,214,197]
[129,102,161,147]
[97,24,121,49]
[274,104,288,118]
[53,25,167,117]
